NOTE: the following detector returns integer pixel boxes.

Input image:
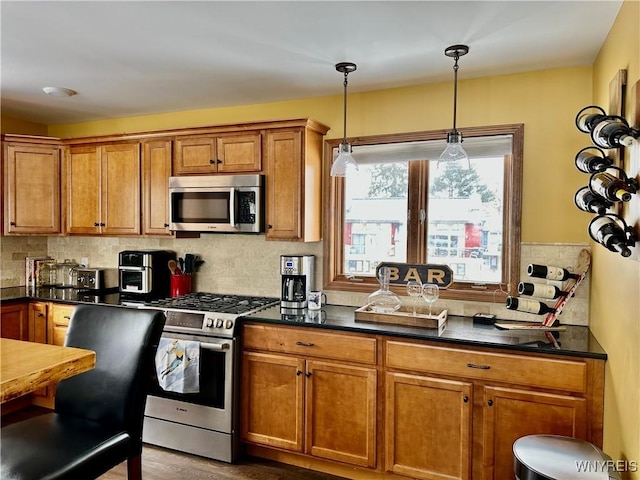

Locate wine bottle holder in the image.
[573,102,639,260]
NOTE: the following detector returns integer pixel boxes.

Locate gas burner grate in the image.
[146,292,279,314]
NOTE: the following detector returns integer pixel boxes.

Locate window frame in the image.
[322,124,524,303]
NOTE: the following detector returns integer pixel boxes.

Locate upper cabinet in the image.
[142,139,173,236]
[174,132,262,175]
[2,136,63,235]
[66,142,141,235]
[264,120,329,242]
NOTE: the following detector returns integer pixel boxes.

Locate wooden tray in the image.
[354,304,447,329]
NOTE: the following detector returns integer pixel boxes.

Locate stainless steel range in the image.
[140,292,278,462]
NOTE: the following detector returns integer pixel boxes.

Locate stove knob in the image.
[215,318,224,328]
[205,318,213,328]
[225,319,234,329]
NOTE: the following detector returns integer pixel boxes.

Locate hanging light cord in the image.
[342,71,349,144]
[451,52,460,134]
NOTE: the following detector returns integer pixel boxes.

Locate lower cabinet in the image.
[385,339,602,480]
[31,302,76,408]
[0,302,28,340]
[241,324,378,468]
[385,372,472,480]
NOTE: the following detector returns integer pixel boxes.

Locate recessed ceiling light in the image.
[42,86,77,97]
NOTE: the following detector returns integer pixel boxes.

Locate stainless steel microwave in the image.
[169,174,264,233]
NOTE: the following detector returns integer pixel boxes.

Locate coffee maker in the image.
[280,255,314,309]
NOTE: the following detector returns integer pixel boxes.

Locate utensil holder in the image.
[170,274,192,297]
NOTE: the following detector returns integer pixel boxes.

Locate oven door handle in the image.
[200,342,230,351]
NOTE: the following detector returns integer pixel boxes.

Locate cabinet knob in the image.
[267,225,273,230]
[305,371,312,378]
[94,222,100,227]
[487,399,493,407]
[295,341,315,347]
[463,396,469,403]
[100,222,105,227]
[164,223,170,228]
[296,370,302,376]
[216,159,222,164]
[9,221,16,226]
[209,159,215,164]
[467,363,491,370]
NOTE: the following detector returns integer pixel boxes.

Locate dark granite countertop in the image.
[2,287,606,360]
[241,305,607,360]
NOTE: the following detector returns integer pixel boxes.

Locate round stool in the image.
[513,435,622,480]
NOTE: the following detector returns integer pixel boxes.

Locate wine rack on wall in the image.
[573,70,640,261]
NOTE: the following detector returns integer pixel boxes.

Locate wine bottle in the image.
[527,264,579,281]
[574,147,613,174]
[574,186,612,214]
[518,282,568,299]
[505,296,557,315]
[588,215,634,258]
[575,106,606,133]
[589,169,637,202]
[591,116,638,149]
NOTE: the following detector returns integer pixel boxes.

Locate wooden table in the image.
[0,338,96,403]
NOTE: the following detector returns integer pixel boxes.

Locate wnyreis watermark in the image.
[575,460,638,473]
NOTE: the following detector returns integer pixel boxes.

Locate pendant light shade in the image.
[438,45,470,169]
[331,62,358,177]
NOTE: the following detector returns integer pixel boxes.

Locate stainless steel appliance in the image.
[118,250,175,300]
[280,255,314,309]
[140,292,279,462]
[75,267,118,291]
[169,174,264,233]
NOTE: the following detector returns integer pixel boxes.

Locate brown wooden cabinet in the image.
[2,137,62,235]
[66,142,141,235]
[28,302,49,400]
[0,302,29,340]
[173,133,261,175]
[242,324,377,468]
[385,339,603,480]
[385,372,472,480]
[264,120,328,241]
[143,139,172,235]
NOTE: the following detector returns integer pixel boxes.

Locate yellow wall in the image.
[47,66,594,245]
[591,0,640,476]
[1,115,47,135]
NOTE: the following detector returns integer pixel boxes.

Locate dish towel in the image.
[155,338,200,393]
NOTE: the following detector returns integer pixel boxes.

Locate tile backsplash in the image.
[1,235,590,326]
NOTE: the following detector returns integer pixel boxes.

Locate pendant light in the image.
[439,44,470,168]
[330,62,358,177]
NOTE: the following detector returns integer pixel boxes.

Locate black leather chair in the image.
[1,304,166,480]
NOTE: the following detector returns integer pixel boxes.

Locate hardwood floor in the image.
[2,407,348,480]
[99,445,350,480]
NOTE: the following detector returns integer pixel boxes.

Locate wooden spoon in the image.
[168,259,177,275]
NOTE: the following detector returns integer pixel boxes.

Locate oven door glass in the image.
[149,334,232,410]
[171,191,231,224]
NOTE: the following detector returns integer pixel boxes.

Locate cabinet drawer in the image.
[50,304,76,327]
[386,340,587,393]
[243,324,377,365]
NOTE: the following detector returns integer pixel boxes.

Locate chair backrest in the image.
[55,304,165,444]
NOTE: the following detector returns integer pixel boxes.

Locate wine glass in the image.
[406,281,422,316]
[422,283,439,316]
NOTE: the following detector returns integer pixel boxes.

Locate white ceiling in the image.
[1,0,624,125]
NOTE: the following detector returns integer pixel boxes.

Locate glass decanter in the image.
[368,266,402,313]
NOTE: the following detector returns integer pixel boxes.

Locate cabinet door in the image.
[101,143,141,235]
[305,360,377,468]
[216,133,261,173]
[143,140,172,235]
[4,143,61,234]
[0,303,28,340]
[265,130,303,240]
[49,303,75,346]
[385,372,472,480]
[482,385,587,480]
[28,302,49,399]
[241,351,304,451]
[173,136,217,174]
[67,145,101,234]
